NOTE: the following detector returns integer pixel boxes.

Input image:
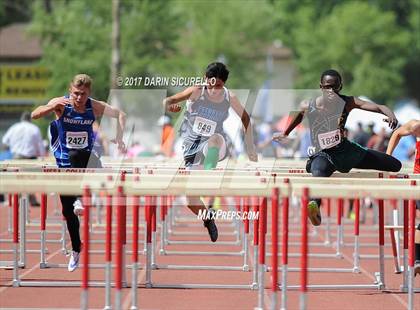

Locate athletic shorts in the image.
[183,134,228,168]
[306,138,368,173]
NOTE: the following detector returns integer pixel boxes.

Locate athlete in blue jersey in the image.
[163,62,258,242]
[32,74,126,271]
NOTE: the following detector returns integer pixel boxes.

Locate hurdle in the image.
[2,165,419,310]
[265,183,419,310]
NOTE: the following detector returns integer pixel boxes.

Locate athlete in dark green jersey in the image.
[273,69,401,226]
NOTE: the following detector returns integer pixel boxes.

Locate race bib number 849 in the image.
[318,129,341,150]
[192,116,216,137]
[66,131,88,149]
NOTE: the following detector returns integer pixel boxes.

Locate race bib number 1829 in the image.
[66,131,88,149]
[318,129,341,150]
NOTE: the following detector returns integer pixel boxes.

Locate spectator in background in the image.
[0,144,12,161]
[126,141,145,158]
[353,122,370,147]
[256,121,276,158]
[2,111,45,159]
[92,121,109,156]
[367,127,388,152]
[2,111,45,206]
[158,115,175,157]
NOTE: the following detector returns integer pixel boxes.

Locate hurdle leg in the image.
[104,194,112,310]
[235,197,242,243]
[19,195,27,267]
[12,194,20,287]
[114,186,124,309]
[40,194,47,268]
[252,196,259,289]
[160,196,167,255]
[145,196,152,288]
[392,200,402,270]
[80,187,91,310]
[389,228,401,273]
[25,194,30,225]
[324,198,331,245]
[408,182,417,310]
[336,198,343,258]
[95,193,102,225]
[270,189,279,310]
[281,179,290,310]
[353,198,360,273]
[151,197,157,269]
[130,196,140,310]
[122,192,127,288]
[8,194,12,234]
[376,199,385,289]
[300,188,309,310]
[143,204,148,254]
[408,198,416,310]
[256,197,267,310]
[402,200,409,291]
[242,197,250,271]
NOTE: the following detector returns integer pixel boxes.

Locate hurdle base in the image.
[155,264,245,271]
[0,262,24,269]
[373,272,384,290]
[163,250,243,256]
[277,284,383,290]
[149,283,254,289]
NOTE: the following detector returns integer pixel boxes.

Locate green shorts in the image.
[306,139,368,173]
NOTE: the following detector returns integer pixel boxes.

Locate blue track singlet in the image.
[50,97,96,168]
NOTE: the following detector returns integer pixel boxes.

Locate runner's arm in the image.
[386,120,415,155]
[163,86,198,112]
[92,99,126,152]
[350,97,398,129]
[230,91,258,161]
[31,97,67,119]
[272,100,308,142]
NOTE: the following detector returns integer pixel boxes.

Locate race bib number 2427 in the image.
[66,131,88,149]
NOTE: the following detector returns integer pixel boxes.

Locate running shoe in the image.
[307,200,322,226]
[73,199,84,216]
[68,251,80,272]
[203,208,218,242]
[415,260,420,277]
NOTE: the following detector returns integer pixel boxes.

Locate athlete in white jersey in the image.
[163,62,258,242]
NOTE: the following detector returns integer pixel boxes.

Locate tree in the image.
[0,0,32,27]
[30,0,112,100]
[271,1,410,104]
[175,0,276,89]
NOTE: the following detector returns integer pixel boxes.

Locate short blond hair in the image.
[70,74,92,89]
